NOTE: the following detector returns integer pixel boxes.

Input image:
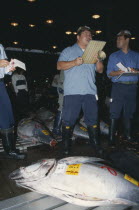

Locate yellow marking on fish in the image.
[66,164,82,175]
[66,126,70,129]
[80,126,87,132]
[93,125,97,128]
[22,120,31,125]
[124,174,139,187]
[42,130,50,135]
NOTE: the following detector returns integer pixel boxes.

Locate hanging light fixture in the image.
[65,31,72,35]
[27,0,36,2]
[11,22,19,27]
[52,46,57,49]
[13,41,18,45]
[29,24,35,27]
[73,32,77,35]
[46,19,54,24]
[96,30,102,34]
[92,14,100,19]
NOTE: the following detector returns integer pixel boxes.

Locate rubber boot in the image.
[62,125,73,155]
[52,111,62,138]
[109,119,118,146]
[87,125,103,156]
[0,127,26,160]
[123,118,134,142]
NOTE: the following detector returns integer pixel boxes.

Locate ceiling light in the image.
[27,0,36,2]
[65,31,72,35]
[73,32,77,35]
[96,30,102,34]
[92,14,100,19]
[29,24,35,27]
[131,37,136,40]
[13,41,18,45]
[46,19,54,24]
[52,46,57,49]
[11,22,19,27]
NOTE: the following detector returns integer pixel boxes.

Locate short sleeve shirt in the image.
[58,43,97,96]
[0,44,8,78]
[107,50,139,83]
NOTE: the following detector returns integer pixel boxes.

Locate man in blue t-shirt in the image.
[107,30,139,146]
[57,26,104,155]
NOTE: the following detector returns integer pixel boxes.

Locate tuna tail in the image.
[33,126,57,146]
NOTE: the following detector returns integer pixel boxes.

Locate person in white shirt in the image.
[12,68,29,119]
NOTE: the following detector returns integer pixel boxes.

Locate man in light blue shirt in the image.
[57,26,104,155]
[107,30,139,146]
[0,44,25,159]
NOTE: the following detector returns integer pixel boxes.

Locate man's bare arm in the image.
[57,57,83,70]
[96,61,104,73]
[109,70,125,77]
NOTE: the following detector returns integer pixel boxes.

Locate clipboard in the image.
[82,40,106,64]
[116,72,139,80]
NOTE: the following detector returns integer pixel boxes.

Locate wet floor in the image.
[0,134,139,202]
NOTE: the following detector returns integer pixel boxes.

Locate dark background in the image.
[0,0,139,81]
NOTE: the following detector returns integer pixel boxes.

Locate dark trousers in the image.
[0,82,14,129]
[62,94,98,126]
[110,83,137,119]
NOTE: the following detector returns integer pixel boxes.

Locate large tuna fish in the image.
[17,118,57,147]
[106,149,139,181]
[34,108,89,140]
[34,107,108,138]
[9,156,139,207]
[35,107,54,122]
[45,120,89,140]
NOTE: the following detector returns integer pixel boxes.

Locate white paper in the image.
[5,59,26,73]
[116,62,128,72]
[13,59,26,70]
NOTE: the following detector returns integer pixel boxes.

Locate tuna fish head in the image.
[9,159,56,182]
[36,108,54,122]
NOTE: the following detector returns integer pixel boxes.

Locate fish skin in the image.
[9,156,139,207]
[35,107,54,122]
[34,108,108,138]
[17,118,57,147]
[106,149,139,181]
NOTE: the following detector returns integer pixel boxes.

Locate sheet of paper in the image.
[116,62,128,72]
[5,59,26,73]
[82,40,106,64]
[13,59,26,70]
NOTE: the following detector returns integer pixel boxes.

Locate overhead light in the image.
[27,0,36,2]
[52,46,57,49]
[46,19,54,24]
[11,22,19,27]
[73,32,77,35]
[96,30,102,34]
[65,31,72,35]
[29,24,35,27]
[13,41,18,45]
[131,37,136,40]
[92,14,100,19]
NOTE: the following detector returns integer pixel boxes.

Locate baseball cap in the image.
[117,30,131,37]
[77,26,93,35]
